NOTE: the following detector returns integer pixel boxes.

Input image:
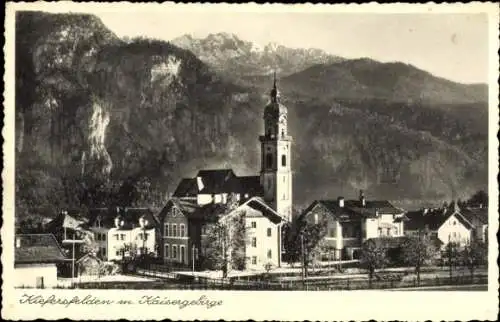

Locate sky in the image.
[92,10,487,84]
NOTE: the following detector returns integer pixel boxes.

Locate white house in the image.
[221,197,286,269]
[14,234,68,288]
[88,207,158,261]
[405,203,479,248]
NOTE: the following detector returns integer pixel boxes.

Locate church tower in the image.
[259,73,293,222]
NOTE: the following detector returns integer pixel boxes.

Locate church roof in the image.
[172,169,263,198]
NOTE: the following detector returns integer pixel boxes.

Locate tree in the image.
[444,242,460,279]
[198,196,247,277]
[360,239,388,288]
[401,235,437,286]
[461,240,487,280]
[466,190,488,208]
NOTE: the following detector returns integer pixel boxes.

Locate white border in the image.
[3,2,499,320]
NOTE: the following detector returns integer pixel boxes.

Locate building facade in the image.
[88,207,158,261]
[299,192,407,259]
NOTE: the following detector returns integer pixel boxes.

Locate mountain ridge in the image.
[15,12,488,221]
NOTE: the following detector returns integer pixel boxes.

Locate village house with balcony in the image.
[299,191,407,260]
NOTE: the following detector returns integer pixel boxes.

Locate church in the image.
[159,75,293,270]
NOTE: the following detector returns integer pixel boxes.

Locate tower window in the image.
[266,154,273,168]
[281,155,286,167]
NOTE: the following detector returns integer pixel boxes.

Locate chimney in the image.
[196,176,204,191]
[359,190,366,207]
[338,197,345,208]
[15,236,21,248]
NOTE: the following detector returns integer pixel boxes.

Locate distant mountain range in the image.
[171,32,344,81]
[15,12,488,221]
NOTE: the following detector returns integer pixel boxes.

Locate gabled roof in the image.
[187,202,229,222]
[461,207,488,225]
[173,178,197,197]
[15,234,68,264]
[172,169,263,198]
[242,197,286,224]
[405,208,475,231]
[303,198,404,222]
[159,198,200,221]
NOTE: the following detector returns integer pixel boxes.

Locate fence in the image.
[74,268,488,290]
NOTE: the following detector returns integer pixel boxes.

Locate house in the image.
[14,234,68,288]
[405,202,488,247]
[159,196,286,270]
[87,207,159,261]
[159,76,293,271]
[45,210,93,258]
[299,191,407,260]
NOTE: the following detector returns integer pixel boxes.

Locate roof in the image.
[88,207,158,230]
[405,208,475,231]
[158,198,200,221]
[172,169,263,198]
[76,253,103,264]
[15,234,68,264]
[173,178,197,197]
[243,197,286,224]
[187,203,229,222]
[302,198,404,222]
[461,207,488,225]
[366,236,408,249]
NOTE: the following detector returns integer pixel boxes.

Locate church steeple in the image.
[270,71,279,103]
[260,73,293,222]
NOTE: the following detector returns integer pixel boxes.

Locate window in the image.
[169,224,173,237]
[101,247,106,256]
[314,214,319,224]
[172,224,177,237]
[172,245,177,259]
[251,221,257,229]
[453,232,457,238]
[329,228,336,237]
[453,221,457,226]
[386,228,391,236]
[252,237,257,247]
[102,234,106,241]
[96,234,101,241]
[165,224,169,237]
[267,228,272,237]
[252,256,257,265]
[267,249,272,259]
[165,244,170,259]
[116,250,121,256]
[282,155,286,167]
[180,246,185,263]
[201,225,207,235]
[180,224,185,237]
[114,234,119,241]
[266,154,273,168]
[144,233,148,241]
[120,234,125,241]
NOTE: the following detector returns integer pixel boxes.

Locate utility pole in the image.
[192,244,196,277]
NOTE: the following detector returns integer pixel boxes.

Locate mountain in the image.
[171,33,343,82]
[15,12,488,222]
[281,58,488,105]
